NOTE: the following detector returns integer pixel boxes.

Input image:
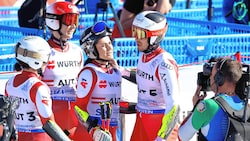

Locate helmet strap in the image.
[37,68,44,78]
[97,58,109,63]
[57,30,64,50]
[143,38,159,53]
[51,35,67,47]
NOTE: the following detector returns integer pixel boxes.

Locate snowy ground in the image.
[0,65,209,141]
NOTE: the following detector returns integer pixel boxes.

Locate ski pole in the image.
[99,102,106,130]
[74,105,98,132]
[105,101,112,131]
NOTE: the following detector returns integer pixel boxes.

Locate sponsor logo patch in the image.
[196,101,206,112]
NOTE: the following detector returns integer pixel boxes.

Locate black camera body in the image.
[197,62,216,91]
[197,62,250,99]
[235,64,250,100]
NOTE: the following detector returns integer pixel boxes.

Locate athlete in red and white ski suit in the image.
[6,71,53,141]
[75,21,121,141]
[76,62,122,141]
[42,37,83,136]
[5,36,67,141]
[42,2,84,140]
[130,11,180,141]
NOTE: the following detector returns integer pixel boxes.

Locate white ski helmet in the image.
[132,10,167,46]
[46,1,79,31]
[79,21,112,59]
[15,36,51,70]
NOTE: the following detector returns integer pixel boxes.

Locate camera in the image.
[197,62,216,91]
[197,62,250,100]
[235,64,250,100]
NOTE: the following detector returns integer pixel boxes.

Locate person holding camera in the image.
[178,58,245,141]
[111,0,176,38]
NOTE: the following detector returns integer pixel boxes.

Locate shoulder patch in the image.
[196,101,206,112]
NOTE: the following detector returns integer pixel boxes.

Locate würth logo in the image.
[99,80,107,88]
[81,81,88,88]
[47,60,55,69]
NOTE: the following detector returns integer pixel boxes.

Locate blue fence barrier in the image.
[0,43,16,72]
[1,33,249,71]
[0,25,45,44]
[1,16,250,44]
[113,34,250,67]
[77,16,250,37]
[166,17,250,36]
[0,7,226,28]
[172,0,223,10]
[167,8,226,23]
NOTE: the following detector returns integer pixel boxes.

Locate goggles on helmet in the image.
[61,13,79,26]
[80,21,110,46]
[16,46,50,64]
[132,26,166,39]
[92,21,109,35]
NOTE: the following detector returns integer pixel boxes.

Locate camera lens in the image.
[197,72,211,92]
[147,0,156,6]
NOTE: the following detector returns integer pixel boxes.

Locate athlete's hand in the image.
[92,127,112,141]
[108,59,119,69]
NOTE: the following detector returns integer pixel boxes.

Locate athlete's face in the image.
[96,36,114,60]
[52,24,77,41]
[60,24,77,40]
[135,38,149,52]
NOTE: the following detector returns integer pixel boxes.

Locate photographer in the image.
[178,58,247,141]
[111,0,176,38]
[192,57,217,105]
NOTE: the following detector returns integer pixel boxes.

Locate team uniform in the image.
[5,71,53,141]
[131,47,179,141]
[178,94,244,141]
[76,61,122,141]
[42,38,83,139]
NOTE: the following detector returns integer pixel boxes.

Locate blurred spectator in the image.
[111,0,176,38]
[222,0,249,25]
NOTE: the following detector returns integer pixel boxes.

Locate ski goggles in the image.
[132,26,167,39]
[61,13,79,26]
[91,21,109,35]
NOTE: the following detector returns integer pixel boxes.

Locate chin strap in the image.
[37,68,43,78]
[143,41,159,53]
[58,30,66,51]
